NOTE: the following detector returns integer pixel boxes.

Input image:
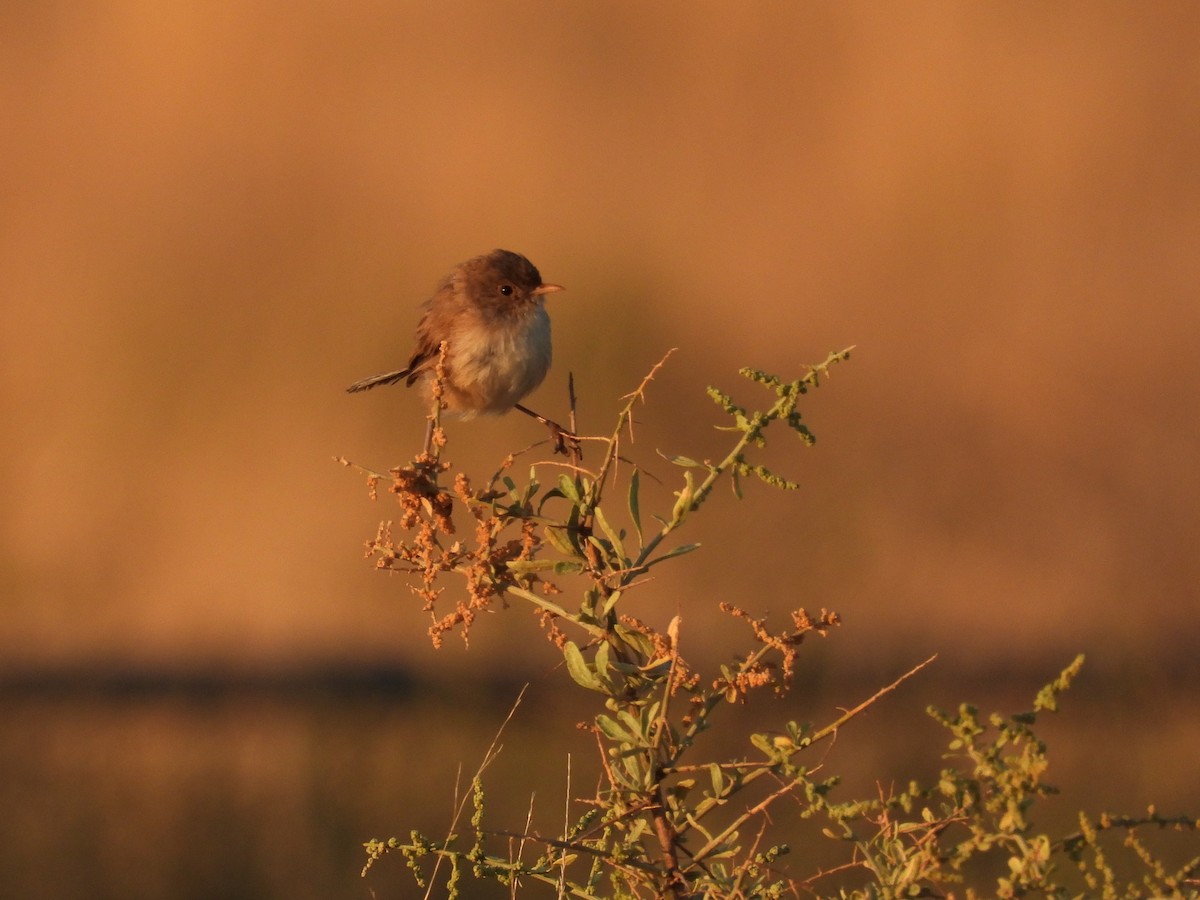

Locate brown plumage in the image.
[348,249,574,452]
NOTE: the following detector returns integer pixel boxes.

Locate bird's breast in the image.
[445,307,552,417]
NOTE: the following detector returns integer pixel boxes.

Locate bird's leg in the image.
[514,403,582,459]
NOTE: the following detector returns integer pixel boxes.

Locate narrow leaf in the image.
[614,625,656,659]
[617,708,645,740]
[599,589,622,618]
[621,754,647,787]
[543,524,579,556]
[505,559,563,574]
[709,763,726,798]
[537,488,566,511]
[594,640,611,681]
[519,473,541,506]
[644,542,701,570]
[593,505,626,563]
[627,468,643,545]
[657,451,705,468]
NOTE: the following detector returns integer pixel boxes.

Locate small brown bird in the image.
[347,249,571,452]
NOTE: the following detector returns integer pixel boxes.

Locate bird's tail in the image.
[346,368,411,393]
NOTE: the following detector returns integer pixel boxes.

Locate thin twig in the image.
[423,684,529,900]
[510,791,537,900]
[805,654,937,747]
[674,653,936,845]
[559,752,572,897]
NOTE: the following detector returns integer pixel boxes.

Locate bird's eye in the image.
[499,284,514,296]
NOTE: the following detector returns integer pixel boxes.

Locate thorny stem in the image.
[805,653,937,747]
[587,347,678,507]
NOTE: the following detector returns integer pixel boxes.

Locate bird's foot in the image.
[548,422,582,459]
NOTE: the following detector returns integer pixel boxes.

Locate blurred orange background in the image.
[3,4,1198,898]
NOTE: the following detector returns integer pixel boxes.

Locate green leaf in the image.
[750,733,776,755]
[543,524,579,557]
[642,702,660,730]
[639,658,672,679]
[621,754,647,787]
[669,779,695,803]
[617,708,645,740]
[594,640,611,677]
[563,641,602,692]
[644,542,701,569]
[657,451,705,468]
[599,589,622,618]
[557,474,581,504]
[593,505,626,564]
[709,764,726,798]
[579,588,598,620]
[553,560,585,575]
[595,714,636,743]
[505,559,564,574]
[537,489,566,512]
[614,625,655,659]
[685,813,715,842]
[519,471,541,506]
[627,468,643,546]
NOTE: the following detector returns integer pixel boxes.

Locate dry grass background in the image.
[2,4,1198,897]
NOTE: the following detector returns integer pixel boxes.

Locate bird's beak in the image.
[532,283,565,296]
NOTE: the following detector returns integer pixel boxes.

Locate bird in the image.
[347,249,573,454]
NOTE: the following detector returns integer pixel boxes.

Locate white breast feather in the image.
[449,307,552,417]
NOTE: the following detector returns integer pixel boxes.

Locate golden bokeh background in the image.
[3,4,1198,897]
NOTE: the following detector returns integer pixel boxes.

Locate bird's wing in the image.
[346,287,453,393]
[401,333,440,386]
